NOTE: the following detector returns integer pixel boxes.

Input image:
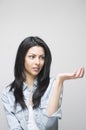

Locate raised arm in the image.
[46,67,84,116]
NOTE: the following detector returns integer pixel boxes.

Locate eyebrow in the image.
[28,53,45,56]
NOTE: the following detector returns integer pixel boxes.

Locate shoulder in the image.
[49,76,56,84]
[1,85,14,103]
[44,76,56,95]
[48,76,56,89]
[1,85,12,95]
[40,77,56,104]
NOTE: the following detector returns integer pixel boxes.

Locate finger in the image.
[84,68,86,77]
[79,67,85,78]
[75,67,83,78]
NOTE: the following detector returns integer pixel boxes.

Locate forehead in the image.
[27,46,45,55]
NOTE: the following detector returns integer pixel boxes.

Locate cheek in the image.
[24,60,31,70]
[41,61,45,68]
[25,62,32,69]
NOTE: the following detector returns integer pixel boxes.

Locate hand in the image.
[57,67,85,82]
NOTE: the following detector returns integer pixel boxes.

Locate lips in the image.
[32,67,40,72]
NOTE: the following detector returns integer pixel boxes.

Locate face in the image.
[24,46,45,79]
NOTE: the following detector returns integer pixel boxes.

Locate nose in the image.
[35,57,40,65]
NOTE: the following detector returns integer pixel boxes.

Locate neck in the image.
[25,75,36,88]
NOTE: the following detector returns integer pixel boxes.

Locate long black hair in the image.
[10,36,52,109]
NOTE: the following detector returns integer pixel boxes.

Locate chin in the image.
[32,72,39,77]
[31,70,41,77]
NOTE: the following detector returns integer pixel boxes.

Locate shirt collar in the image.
[23,78,38,90]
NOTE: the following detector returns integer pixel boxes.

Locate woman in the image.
[1,36,84,130]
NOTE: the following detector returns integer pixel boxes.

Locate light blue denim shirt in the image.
[1,77,63,130]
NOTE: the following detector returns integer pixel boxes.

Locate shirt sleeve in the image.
[43,77,64,119]
[1,88,23,130]
[51,83,63,119]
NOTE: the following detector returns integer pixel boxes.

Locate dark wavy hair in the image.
[10,36,52,109]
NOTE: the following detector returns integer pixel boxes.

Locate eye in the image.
[28,55,35,59]
[40,55,45,60]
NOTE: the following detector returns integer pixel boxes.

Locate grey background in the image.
[0,0,86,130]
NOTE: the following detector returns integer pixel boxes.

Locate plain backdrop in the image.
[0,0,86,130]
